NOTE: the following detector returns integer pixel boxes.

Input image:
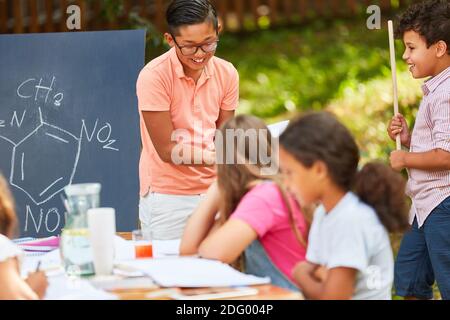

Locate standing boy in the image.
[388,0,450,300]
[136,0,239,240]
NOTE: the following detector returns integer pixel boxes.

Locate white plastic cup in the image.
[87,207,116,276]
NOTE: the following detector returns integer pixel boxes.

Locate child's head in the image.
[395,0,450,78]
[165,0,220,73]
[279,112,409,233]
[216,115,275,218]
[0,173,17,238]
[216,114,308,246]
[279,112,359,206]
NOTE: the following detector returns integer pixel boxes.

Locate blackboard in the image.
[0,30,146,237]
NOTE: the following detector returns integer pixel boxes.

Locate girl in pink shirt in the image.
[180,115,309,291]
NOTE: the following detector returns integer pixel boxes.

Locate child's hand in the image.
[313,266,329,282]
[388,114,411,148]
[292,261,317,281]
[203,150,216,166]
[390,150,408,171]
[25,271,48,299]
[207,180,221,207]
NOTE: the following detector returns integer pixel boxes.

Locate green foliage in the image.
[96,0,168,59]
[329,69,421,162]
[127,13,169,60]
[99,0,123,21]
[216,19,422,163]
[217,19,414,118]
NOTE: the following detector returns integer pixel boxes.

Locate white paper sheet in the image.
[268,120,289,138]
[21,249,63,277]
[120,257,271,287]
[44,274,118,300]
[20,236,193,300]
[114,235,135,261]
[153,239,180,257]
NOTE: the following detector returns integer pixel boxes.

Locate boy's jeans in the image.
[394,196,450,299]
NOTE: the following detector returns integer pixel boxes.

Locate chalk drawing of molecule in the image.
[5,107,81,205]
[0,76,119,208]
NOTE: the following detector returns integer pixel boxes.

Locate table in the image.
[112,233,303,300]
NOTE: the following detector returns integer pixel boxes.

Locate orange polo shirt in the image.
[136,48,239,196]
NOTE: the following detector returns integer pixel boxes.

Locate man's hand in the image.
[388,114,411,148]
[390,150,408,171]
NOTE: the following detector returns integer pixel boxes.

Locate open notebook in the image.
[15,236,60,252]
[118,257,271,288]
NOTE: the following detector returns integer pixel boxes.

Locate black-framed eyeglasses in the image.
[171,34,219,56]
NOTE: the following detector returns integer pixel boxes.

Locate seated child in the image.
[0,174,48,300]
[279,112,409,299]
[180,115,309,291]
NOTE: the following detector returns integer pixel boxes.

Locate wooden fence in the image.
[0,0,419,34]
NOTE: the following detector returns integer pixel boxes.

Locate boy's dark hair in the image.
[395,0,450,53]
[280,112,410,233]
[166,0,218,36]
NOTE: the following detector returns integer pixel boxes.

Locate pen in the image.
[35,261,41,272]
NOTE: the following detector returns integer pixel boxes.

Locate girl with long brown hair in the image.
[180,115,309,291]
[0,174,48,300]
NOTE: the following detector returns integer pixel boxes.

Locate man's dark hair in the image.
[395,0,450,53]
[166,0,219,36]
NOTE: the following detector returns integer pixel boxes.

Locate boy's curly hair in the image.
[395,0,450,54]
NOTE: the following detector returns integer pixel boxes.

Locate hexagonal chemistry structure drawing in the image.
[10,123,81,205]
[1,77,119,209]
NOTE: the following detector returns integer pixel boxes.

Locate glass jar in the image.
[60,183,101,276]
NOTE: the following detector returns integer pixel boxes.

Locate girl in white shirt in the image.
[279,112,410,300]
[0,174,48,300]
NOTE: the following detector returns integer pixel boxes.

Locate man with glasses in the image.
[136,0,239,240]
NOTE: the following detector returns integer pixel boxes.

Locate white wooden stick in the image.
[388,20,401,150]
